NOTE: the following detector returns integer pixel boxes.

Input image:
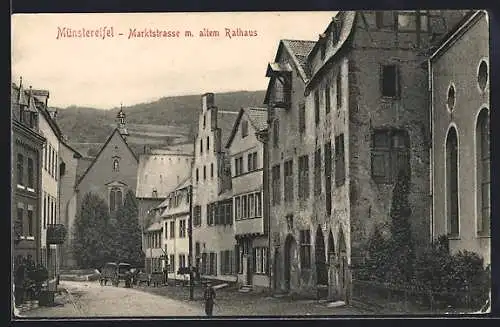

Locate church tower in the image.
[117,104,129,141]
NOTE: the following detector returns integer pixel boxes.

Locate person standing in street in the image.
[203,281,216,316]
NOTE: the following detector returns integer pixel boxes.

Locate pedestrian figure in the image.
[203,281,216,317]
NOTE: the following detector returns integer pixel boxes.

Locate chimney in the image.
[201,93,215,112]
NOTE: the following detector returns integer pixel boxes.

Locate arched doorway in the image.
[328,230,335,263]
[315,227,327,285]
[284,234,296,292]
[338,227,348,300]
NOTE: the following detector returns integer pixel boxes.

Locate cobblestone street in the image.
[19,280,365,317]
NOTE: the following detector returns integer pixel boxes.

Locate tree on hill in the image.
[72,192,114,269]
[113,190,145,267]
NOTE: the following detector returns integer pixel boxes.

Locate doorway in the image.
[284,234,296,292]
[315,227,328,285]
[338,227,348,300]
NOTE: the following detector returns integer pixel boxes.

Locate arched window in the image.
[446,128,459,236]
[113,159,119,172]
[109,187,123,211]
[476,109,490,235]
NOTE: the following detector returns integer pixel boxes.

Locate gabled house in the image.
[265,10,470,301]
[226,107,269,290]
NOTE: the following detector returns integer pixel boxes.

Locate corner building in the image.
[266,10,469,301]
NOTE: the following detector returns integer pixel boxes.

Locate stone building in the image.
[429,10,490,265]
[192,93,238,282]
[265,10,469,300]
[75,108,138,220]
[225,107,269,290]
[136,145,194,233]
[11,80,46,267]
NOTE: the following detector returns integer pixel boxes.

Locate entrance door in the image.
[246,238,253,285]
[315,227,327,285]
[284,235,296,292]
[338,228,348,301]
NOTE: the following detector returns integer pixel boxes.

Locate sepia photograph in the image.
[11,10,491,318]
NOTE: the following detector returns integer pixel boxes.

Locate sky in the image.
[12,12,335,109]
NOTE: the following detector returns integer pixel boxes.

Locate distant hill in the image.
[54,90,266,156]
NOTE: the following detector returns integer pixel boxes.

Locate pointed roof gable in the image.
[264,39,316,105]
[76,128,139,187]
[216,110,240,150]
[225,107,268,149]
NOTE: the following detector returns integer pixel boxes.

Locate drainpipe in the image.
[428,58,434,243]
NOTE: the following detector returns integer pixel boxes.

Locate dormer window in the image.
[242,120,249,138]
[266,63,292,109]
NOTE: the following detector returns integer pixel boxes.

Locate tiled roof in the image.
[282,39,316,78]
[246,108,268,132]
[135,151,193,198]
[217,110,240,149]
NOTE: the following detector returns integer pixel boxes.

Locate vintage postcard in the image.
[11,10,491,318]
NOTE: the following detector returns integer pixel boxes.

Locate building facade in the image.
[11,81,46,267]
[75,109,138,221]
[58,140,83,268]
[429,10,490,265]
[160,178,192,281]
[265,10,469,300]
[226,107,269,290]
[192,93,238,282]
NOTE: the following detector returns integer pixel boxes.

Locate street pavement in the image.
[20,280,365,318]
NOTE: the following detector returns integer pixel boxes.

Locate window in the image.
[298,155,309,200]
[299,102,306,134]
[325,82,331,114]
[235,197,241,220]
[253,247,268,274]
[336,71,342,110]
[477,110,490,235]
[17,207,24,236]
[381,64,400,98]
[314,149,322,195]
[248,152,258,171]
[27,158,34,189]
[17,154,24,186]
[164,222,168,238]
[284,160,294,202]
[478,60,489,91]
[200,139,203,154]
[210,163,214,178]
[195,242,201,257]
[203,165,206,180]
[371,130,410,184]
[196,168,199,183]
[27,209,33,236]
[43,193,47,229]
[255,192,262,217]
[446,128,459,237]
[207,203,215,226]
[51,199,54,225]
[220,250,234,275]
[376,11,394,29]
[325,142,333,215]
[109,187,122,212]
[447,84,456,111]
[314,90,320,126]
[248,194,255,217]
[209,252,217,276]
[179,254,186,269]
[238,245,244,273]
[201,253,208,275]
[242,195,248,219]
[397,11,416,31]
[300,230,311,269]
[113,159,119,172]
[335,134,346,186]
[273,119,279,147]
[272,165,281,205]
[170,221,175,238]
[203,114,206,128]
[225,201,232,225]
[179,219,186,238]
[242,120,249,138]
[234,156,244,176]
[207,136,210,151]
[169,254,175,273]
